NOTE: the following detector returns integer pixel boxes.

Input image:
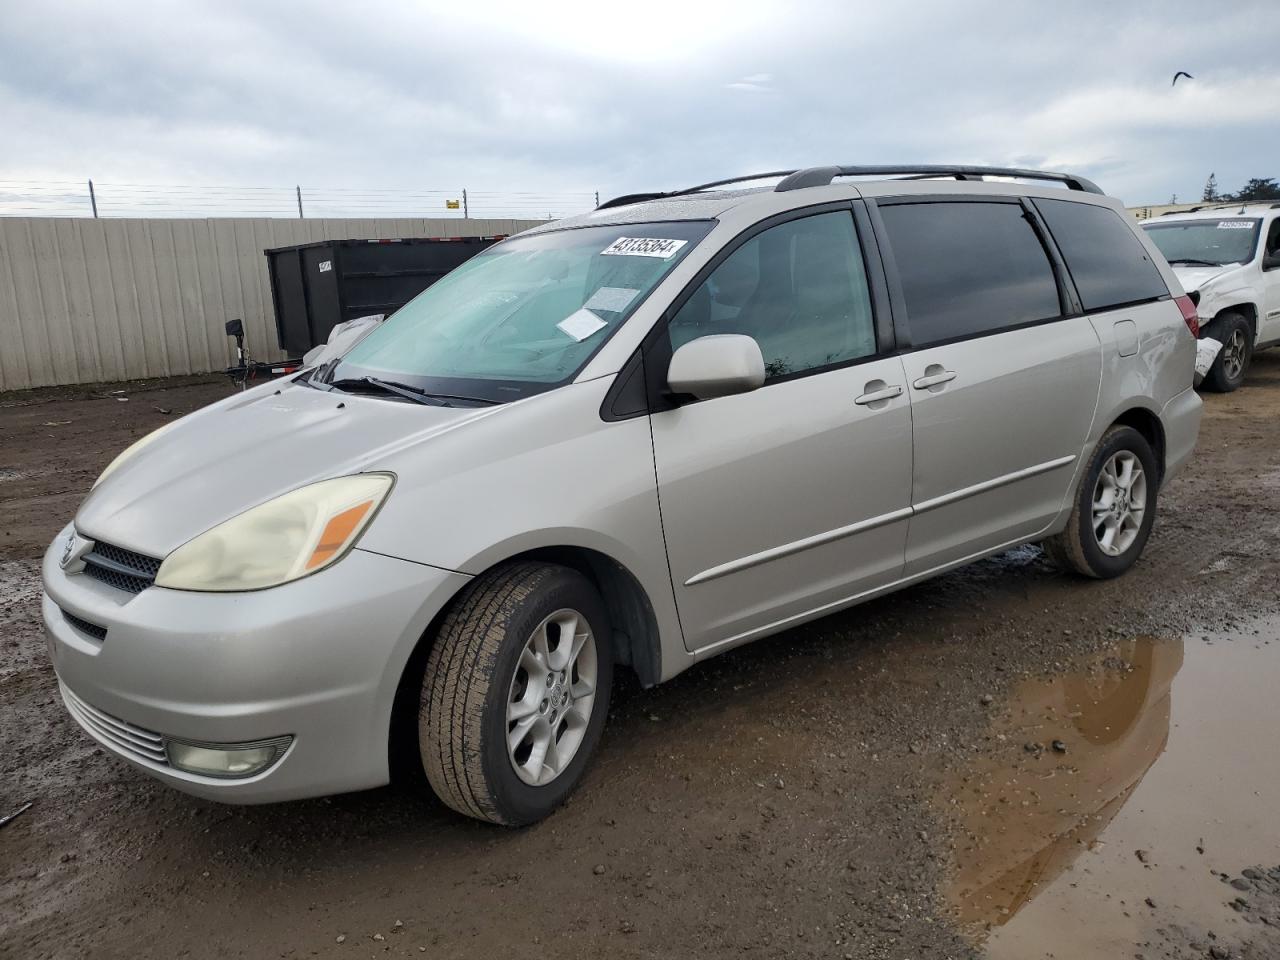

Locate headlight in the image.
[93,420,181,488]
[154,473,393,592]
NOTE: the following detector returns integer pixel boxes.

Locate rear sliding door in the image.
[872,197,1103,575]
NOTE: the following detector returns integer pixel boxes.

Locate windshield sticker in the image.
[556,308,609,342]
[601,237,688,259]
[583,286,640,313]
[1217,221,1254,229]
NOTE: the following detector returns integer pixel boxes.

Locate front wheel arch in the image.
[386,544,663,786]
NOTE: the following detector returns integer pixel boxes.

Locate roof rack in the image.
[773,165,1103,194]
[596,164,1104,209]
[595,171,799,210]
[1181,201,1280,213]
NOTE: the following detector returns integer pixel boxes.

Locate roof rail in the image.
[596,171,798,210]
[774,165,1104,195]
[1185,200,1280,213]
[595,164,1105,211]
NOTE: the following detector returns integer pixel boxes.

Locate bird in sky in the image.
[1171,71,1194,86]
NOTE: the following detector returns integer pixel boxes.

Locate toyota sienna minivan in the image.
[43,165,1202,825]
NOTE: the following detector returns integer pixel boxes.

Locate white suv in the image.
[1143,202,1280,391]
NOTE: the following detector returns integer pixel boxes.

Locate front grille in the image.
[60,683,169,767]
[82,540,161,595]
[61,609,107,642]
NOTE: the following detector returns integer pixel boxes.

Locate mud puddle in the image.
[939,618,1280,958]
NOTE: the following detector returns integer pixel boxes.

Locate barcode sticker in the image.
[1216,221,1253,230]
[601,237,688,259]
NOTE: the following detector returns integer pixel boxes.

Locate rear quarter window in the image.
[1034,198,1169,312]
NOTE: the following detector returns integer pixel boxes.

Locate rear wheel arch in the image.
[1110,407,1166,485]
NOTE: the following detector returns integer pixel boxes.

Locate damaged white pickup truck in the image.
[1144,203,1280,391]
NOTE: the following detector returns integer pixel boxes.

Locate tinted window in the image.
[878,201,1061,346]
[668,211,876,380]
[1037,198,1169,311]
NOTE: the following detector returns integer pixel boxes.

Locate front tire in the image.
[420,562,613,825]
[1044,425,1159,579]
[1203,312,1252,393]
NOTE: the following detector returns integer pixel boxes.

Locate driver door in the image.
[647,208,914,653]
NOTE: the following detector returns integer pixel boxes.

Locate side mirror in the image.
[667,334,765,401]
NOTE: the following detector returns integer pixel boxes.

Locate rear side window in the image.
[877,201,1061,347]
[1036,198,1169,311]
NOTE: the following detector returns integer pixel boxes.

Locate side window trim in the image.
[637,201,889,414]
[1020,197,1084,317]
[867,194,1075,354]
[851,200,898,353]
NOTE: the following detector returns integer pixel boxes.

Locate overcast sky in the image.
[2,0,1278,217]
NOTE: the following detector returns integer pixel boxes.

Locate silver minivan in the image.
[43,165,1203,825]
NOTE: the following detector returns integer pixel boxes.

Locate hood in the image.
[1168,262,1241,293]
[75,380,497,558]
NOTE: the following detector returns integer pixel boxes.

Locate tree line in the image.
[1202,173,1280,203]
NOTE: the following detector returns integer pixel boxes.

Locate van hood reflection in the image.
[939,637,1184,932]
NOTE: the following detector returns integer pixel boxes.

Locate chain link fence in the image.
[0,180,600,220]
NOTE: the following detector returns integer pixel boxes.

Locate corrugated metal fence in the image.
[0,216,544,392]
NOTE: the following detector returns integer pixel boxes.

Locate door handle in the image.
[854,384,903,405]
[912,370,957,390]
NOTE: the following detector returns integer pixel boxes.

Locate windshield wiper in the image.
[328,376,454,406]
[1167,258,1220,267]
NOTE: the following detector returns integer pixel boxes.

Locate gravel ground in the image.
[2,356,1280,960]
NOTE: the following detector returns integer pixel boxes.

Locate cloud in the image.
[727,72,775,92]
[0,0,1277,212]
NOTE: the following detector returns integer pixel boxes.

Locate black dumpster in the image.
[265,236,505,354]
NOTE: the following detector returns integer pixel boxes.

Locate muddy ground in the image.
[2,357,1280,960]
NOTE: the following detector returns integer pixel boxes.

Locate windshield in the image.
[328,220,713,403]
[1144,218,1261,267]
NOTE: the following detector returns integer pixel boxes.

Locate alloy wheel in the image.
[506,608,598,786]
[1091,451,1147,557]
[1222,328,1247,381]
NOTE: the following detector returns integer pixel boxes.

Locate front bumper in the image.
[42,526,469,803]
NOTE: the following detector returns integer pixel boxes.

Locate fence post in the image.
[88,179,99,218]
[296,186,304,219]
[595,190,600,207]
[462,189,469,219]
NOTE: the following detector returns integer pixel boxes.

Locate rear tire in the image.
[1203,312,1252,393]
[1044,425,1159,579]
[420,562,613,825]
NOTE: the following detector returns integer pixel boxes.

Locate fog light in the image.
[164,736,292,779]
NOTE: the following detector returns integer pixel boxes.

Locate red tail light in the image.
[1174,295,1199,338]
